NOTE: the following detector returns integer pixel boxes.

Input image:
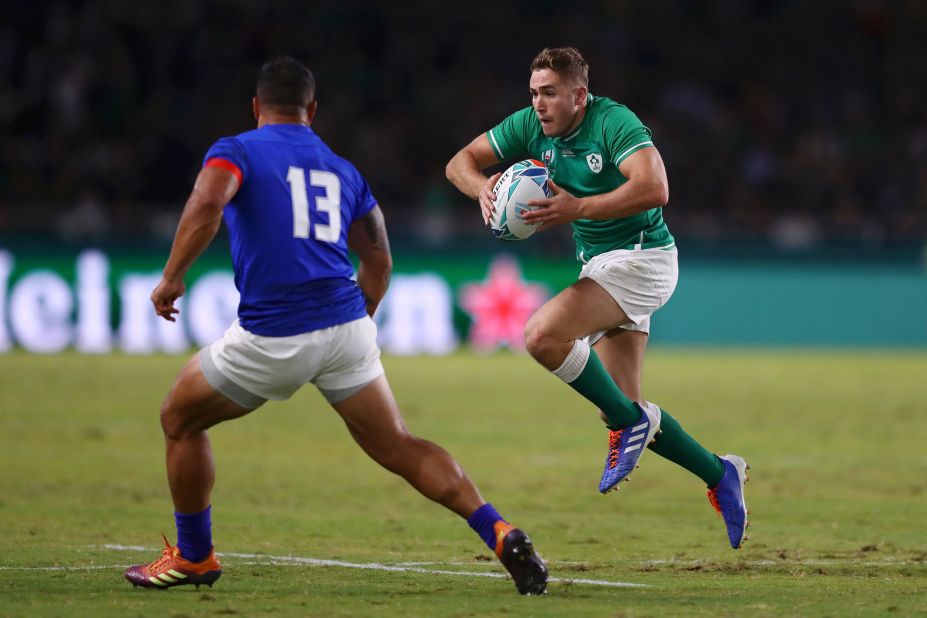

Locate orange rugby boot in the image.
[124,534,222,589]
[493,521,548,595]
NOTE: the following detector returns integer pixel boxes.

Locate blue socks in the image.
[177,504,511,561]
[467,503,507,551]
[175,505,212,563]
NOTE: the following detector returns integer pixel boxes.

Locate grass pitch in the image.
[1,349,925,616]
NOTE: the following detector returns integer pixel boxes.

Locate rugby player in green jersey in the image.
[447,47,750,549]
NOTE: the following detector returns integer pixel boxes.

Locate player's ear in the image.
[252,97,260,121]
[575,86,588,107]
[306,100,318,124]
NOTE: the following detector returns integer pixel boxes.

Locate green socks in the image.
[551,339,725,487]
[648,407,724,487]
[551,339,641,428]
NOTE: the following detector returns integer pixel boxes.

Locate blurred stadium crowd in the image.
[1,1,925,253]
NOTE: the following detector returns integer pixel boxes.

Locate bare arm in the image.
[445,133,501,224]
[347,205,392,317]
[151,166,240,321]
[523,147,669,229]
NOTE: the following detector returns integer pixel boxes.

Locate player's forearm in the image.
[357,256,392,317]
[162,201,224,281]
[445,150,486,200]
[578,176,669,221]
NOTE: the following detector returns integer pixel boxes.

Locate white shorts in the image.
[200,316,384,408]
[580,247,679,340]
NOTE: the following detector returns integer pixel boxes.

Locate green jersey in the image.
[487,95,675,262]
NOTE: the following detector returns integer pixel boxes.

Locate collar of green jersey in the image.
[556,93,595,143]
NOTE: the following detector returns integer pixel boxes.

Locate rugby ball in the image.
[490,159,552,241]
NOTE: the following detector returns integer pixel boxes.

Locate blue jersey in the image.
[203,124,376,336]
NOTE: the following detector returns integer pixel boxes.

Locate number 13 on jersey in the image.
[286,166,341,242]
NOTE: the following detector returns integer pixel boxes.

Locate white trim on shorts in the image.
[202,317,385,406]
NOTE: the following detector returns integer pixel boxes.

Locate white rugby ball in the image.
[490,159,552,241]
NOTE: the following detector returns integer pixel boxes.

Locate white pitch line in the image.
[0,565,127,571]
[4,550,920,581]
[95,544,648,588]
[393,561,487,567]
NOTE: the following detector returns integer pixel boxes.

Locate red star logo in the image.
[459,256,548,351]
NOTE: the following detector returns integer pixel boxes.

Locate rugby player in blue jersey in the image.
[124,58,547,595]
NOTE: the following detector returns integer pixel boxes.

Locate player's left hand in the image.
[523,180,583,231]
[151,278,185,322]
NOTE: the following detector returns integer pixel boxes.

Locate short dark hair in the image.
[530,47,589,87]
[256,57,316,110]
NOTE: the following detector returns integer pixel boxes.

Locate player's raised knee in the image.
[159,397,181,439]
[524,316,557,361]
[159,395,198,440]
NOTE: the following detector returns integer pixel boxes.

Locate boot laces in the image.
[607,429,623,469]
[147,533,181,573]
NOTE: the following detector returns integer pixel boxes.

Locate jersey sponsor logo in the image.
[586,153,603,174]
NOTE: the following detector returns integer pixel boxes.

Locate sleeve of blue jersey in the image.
[340,161,377,219]
[354,174,378,218]
[203,137,248,181]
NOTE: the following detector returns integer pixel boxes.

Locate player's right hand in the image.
[150,278,186,322]
[478,172,502,225]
